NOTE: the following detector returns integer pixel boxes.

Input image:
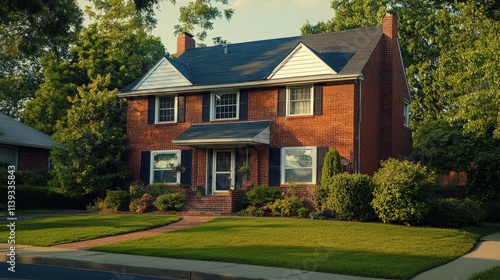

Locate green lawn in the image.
[91,217,500,280]
[469,266,500,280]
[2,214,181,246]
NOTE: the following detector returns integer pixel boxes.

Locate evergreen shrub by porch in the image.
[156,193,185,211]
[372,159,438,226]
[241,184,282,208]
[103,190,130,211]
[147,183,173,197]
[129,180,146,199]
[424,198,484,228]
[298,207,310,218]
[325,173,376,221]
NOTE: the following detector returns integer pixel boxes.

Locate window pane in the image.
[285,169,312,183]
[289,87,311,115]
[154,170,176,183]
[154,153,178,169]
[158,96,175,122]
[284,149,313,168]
[214,93,237,119]
[216,152,232,172]
[0,146,16,166]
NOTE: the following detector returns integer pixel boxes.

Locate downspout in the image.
[356,74,364,174]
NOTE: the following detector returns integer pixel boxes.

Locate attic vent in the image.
[222,43,230,54]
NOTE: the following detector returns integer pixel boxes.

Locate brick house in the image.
[120,14,412,213]
[0,113,57,171]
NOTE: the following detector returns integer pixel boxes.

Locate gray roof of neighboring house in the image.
[0,113,57,150]
[121,26,383,92]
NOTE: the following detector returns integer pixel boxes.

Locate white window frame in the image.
[404,101,410,128]
[287,85,314,116]
[150,150,181,184]
[155,95,178,124]
[280,146,317,184]
[0,145,18,169]
[210,91,240,121]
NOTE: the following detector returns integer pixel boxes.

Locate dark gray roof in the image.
[173,120,271,146]
[121,26,382,92]
[0,113,57,149]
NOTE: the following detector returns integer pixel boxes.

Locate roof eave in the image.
[119,74,361,97]
[172,138,268,146]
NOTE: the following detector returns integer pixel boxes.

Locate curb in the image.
[0,254,260,280]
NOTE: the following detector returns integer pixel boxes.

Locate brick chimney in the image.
[176,32,195,57]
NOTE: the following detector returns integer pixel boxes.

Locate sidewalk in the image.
[1,214,499,280]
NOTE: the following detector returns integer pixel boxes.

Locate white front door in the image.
[212,150,235,192]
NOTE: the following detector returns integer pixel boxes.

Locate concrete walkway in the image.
[1,213,499,279]
[412,231,500,280]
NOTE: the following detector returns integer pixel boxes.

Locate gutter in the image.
[356,74,364,174]
[118,74,361,97]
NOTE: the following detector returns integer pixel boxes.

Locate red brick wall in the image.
[17,146,50,171]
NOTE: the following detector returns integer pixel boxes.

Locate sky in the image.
[150,0,334,54]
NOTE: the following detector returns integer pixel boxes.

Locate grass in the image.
[1,214,181,246]
[91,218,499,280]
[469,266,500,280]
[0,208,65,216]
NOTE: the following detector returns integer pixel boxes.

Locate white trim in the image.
[119,74,360,97]
[155,95,178,124]
[210,90,240,121]
[212,149,235,193]
[150,150,181,184]
[280,146,317,185]
[286,85,314,116]
[403,100,410,128]
[132,57,192,91]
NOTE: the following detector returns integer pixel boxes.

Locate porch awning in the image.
[172,120,271,146]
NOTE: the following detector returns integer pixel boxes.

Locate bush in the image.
[483,199,500,222]
[321,146,343,186]
[146,183,173,197]
[241,184,282,207]
[156,193,185,211]
[129,193,156,214]
[129,180,146,199]
[312,184,329,211]
[103,190,130,211]
[309,211,327,220]
[298,207,310,218]
[269,196,304,217]
[425,198,485,228]
[17,168,50,186]
[325,173,376,222]
[372,159,438,226]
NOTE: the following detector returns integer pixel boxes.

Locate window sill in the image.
[285,115,315,119]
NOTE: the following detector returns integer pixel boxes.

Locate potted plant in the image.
[238,161,251,181]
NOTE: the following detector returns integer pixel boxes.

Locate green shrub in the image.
[309,211,327,220]
[372,159,438,226]
[129,180,146,199]
[483,199,500,222]
[425,198,485,228]
[241,184,282,207]
[269,196,304,217]
[146,183,173,197]
[298,207,310,218]
[103,190,130,211]
[156,193,185,211]
[17,168,50,186]
[129,193,156,214]
[321,146,343,186]
[325,173,376,222]
[312,184,329,211]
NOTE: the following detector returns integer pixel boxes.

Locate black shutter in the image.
[180,150,192,185]
[178,94,186,123]
[140,151,151,185]
[277,87,286,116]
[202,93,210,122]
[314,84,323,115]
[316,147,328,185]
[268,148,281,186]
[148,96,156,124]
[239,89,248,120]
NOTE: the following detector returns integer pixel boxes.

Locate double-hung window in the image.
[151,150,181,184]
[281,147,316,184]
[156,96,177,123]
[287,86,313,116]
[212,92,239,120]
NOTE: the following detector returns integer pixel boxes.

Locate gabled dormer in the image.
[132,57,192,91]
[266,42,337,80]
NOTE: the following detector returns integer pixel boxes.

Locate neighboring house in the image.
[120,14,412,213]
[0,113,57,171]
